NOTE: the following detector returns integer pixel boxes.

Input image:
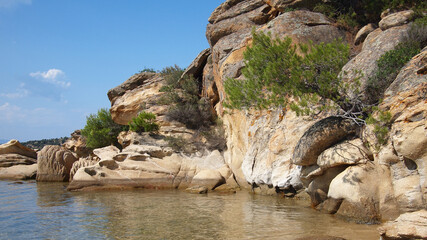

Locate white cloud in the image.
[0,85,29,99]
[0,0,32,8]
[0,102,25,122]
[30,68,71,88]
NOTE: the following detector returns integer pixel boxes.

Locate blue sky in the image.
[0,0,223,141]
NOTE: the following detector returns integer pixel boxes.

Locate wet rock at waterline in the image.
[378,209,427,239]
[36,145,78,182]
[0,164,37,180]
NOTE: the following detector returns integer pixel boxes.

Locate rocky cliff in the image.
[68,0,426,227]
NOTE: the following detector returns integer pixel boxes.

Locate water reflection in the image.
[0,181,380,240]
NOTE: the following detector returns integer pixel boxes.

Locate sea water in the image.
[0,181,379,239]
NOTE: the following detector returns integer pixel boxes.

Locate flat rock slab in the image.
[0,164,37,180]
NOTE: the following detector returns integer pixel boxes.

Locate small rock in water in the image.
[185,186,208,194]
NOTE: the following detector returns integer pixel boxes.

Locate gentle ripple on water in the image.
[0,181,380,240]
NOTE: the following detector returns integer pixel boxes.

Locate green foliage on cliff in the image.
[159,65,214,129]
[224,30,350,116]
[81,108,128,149]
[128,111,159,133]
[366,110,393,148]
[313,0,426,29]
[366,41,421,104]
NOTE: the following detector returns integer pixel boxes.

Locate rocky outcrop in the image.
[98,2,425,225]
[181,48,211,81]
[0,140,37,180]
[378,210,427,239]
[107,72,157,103]
[62,130,90,158]
[340,24,412,103]
[207,8,346,192]
[68,132,236,192]
[0,139,37,159]
[109,73,166,126]
[36,145,78,182]
[69,158,98,181]
[206,0,270,47]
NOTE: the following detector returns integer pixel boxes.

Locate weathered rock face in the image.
[0,140,37,180]
[62,130,90,158]
[354,23,377,45]
[379,210,427,240]
[340,24,411,103]
[36,145,78,182]
[68,133,236,192]
[107,72,157,103]
[293,117,358,166]
[0,140,37,159]
[379,10,414,31]
[109,73,167,126]
[206,0,270,47]
[208,8,346,192]
[69,158,98,181]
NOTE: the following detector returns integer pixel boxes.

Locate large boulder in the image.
[327,163,397,223]
[292,117,358,166]
[378,210,427,240]
[379,10,415,31]
[36,145,78,182]
[0,139,37,159]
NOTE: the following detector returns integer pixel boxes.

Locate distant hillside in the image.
[22,137,69,150]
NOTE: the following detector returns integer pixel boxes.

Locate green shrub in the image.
[366,41,421,104]
[224,30,350,116]
[366,110,393,148]
[159,66,214,129]
[128,111,159,133]
[81,108,128,149]
[139,67,156,73]
[165,136,192,153]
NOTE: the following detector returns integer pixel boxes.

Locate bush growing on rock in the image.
[81,108,128,149]
[159,65,214,129]
[128,111,159,133]
[313,0,426,29]
[224,30,350,117]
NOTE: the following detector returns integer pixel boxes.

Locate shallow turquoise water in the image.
[0,181,379,239]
